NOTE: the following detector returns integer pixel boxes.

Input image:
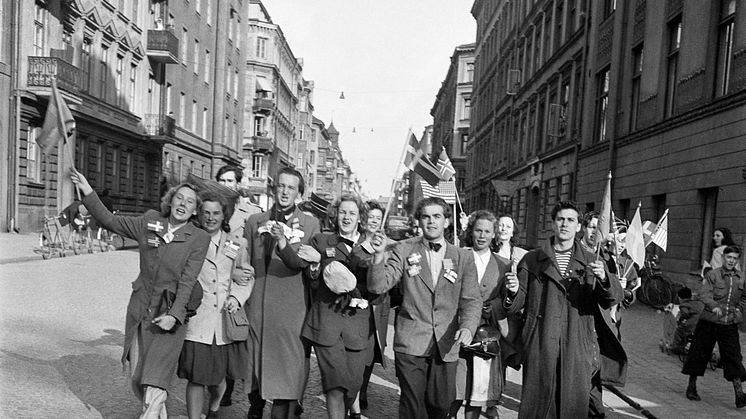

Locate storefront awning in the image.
[255,77,272,92]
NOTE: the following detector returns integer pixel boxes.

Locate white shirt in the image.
[426,238,447,286]
[472,249,491,284]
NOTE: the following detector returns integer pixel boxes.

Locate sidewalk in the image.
[0,231,136,264]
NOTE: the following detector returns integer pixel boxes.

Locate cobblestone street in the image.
[1,238,745,418]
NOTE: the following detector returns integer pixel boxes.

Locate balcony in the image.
[249,135,273,153]
[147,30,179,64]
[253,98,274,113]
[27,56,81,94]
[144,113,176,139]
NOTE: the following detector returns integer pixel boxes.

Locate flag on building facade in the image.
[650,209,669,251]
[594,171,613,249]
[626,203,646,268]
[436,147,456,181]
[419,179,457,204]
[37,79,75,155]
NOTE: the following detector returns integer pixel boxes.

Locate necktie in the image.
[429,242,442,252]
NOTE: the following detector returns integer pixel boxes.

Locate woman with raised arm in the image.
[70,169,210,419]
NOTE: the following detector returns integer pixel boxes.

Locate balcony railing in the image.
[144,113,176,137]
[27,56,81,93]
[253,98,274,112]
[147,30,180,64]
[250,135,273,152]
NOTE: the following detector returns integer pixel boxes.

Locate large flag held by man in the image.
[404,132,442,187]
[594,171,613,251]
[626,203,646,268]
[37,79,76,156]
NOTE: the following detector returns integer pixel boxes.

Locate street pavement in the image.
[1,240,745,418]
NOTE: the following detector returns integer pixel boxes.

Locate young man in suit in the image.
[243,167,320,419]
[368,197,481,419]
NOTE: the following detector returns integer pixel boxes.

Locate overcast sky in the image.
[261,0,476,198]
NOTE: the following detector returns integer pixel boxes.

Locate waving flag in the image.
[403,131,423,169]
[436,147,456,181]
[650,209,669,251]
[593,172,613,250]
[37,79,75,155]
[626,203,646,267]
[419,179,456,204]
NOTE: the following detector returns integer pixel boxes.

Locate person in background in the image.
[683,246,746,408]
[710,227,737,270]
[70,168,210,419]
[580,210,600,254]
[368,197,481,419]
[502,201,626,418]
[178,191,253,419]
[243,167,320,419]
[605,229,639,336]
[450,210,508,419]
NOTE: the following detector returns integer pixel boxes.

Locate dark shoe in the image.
[686,385,701,401]
[348,413,362,419]
[295,401,304,417]
[360,395,368,411]
[206,410,220,419]
[220,395,232,407]
[736,392,746,408]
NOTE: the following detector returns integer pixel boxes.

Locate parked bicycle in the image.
[38,215,72,259]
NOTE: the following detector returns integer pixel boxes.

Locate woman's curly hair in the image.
[327,193,368,234]
[159,183,201,221]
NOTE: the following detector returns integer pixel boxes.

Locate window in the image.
[193,39,200,76]
[536,97,546,151]
[124,152,132,193]
[112,147,120,193]
[179,92,185,126]
[310,150,315,165]
[82,39,92,93]
[462,97,471,120]
[254,116,265,136]
[202,107,208,137]
[544,13,552,62]
[461,133,469,156]
[33,2,47,56]
[206,0,212,23]
[252,155,264,178]
[595,68,610,142]
[256,37,267,58]
[466,62,474,82]
[27,127,42,182]
[554,0,564,51]
[204,49,210,83]
[166,83,172,114]
[567,0,576,38]
[132,0,138,22]
[630,45,643,131]
[129,63,137,111]
[234,68,239,98]
[99,44,109,100]
[715,0,736,97]
[664,17,682,117]
[115,55,124,107]
[195,0,201,15]
[192,99,197,132]
[181,27,188,63]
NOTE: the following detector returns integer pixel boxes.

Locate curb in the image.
[0,246,138,265]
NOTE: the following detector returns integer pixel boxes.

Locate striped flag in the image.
[37,79,75,155]
[626,203,646,267]
[436,147,456,181]
[650,209,669,251]
[419,179,456,204]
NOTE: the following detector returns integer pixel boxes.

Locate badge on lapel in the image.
[147,235,160,248]
[223,240,240,259]
[406,252,422,276]
[326,247,336,258]
[407,253,422,265]
[147,221,164,233]
[443,259,457,283]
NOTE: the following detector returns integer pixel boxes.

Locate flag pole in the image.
[63,132,81,201]
[381,129,413,230]
[453,203,458,246]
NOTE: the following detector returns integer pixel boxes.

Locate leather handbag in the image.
[223,273,249,341]
[463,324,501,359]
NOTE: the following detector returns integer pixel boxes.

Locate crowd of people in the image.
[67,165,746,419]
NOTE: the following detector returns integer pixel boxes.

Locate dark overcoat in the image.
[456,250,509,402]
[83,192,210,389]
[501,239,627,419]
[243,207,320,400]
[368,238,482,362]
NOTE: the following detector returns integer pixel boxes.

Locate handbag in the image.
[223,265,249,341]
[462,324,501,359]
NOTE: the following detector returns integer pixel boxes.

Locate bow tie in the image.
[428,242,442,252]
[339,237,356,248]
[272,205,295,222]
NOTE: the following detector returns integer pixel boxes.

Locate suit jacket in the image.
[368,237,481,362]
[243,206,320,400]
[186,231,252,345]
[298,233,373,350]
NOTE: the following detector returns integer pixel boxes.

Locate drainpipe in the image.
[8,0,22,231]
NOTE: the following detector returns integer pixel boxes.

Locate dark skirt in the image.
[178,338,248,386]
[314,337,367,394]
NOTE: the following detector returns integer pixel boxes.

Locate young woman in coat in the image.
[70,169,210,418]
[279,193,377,419]
[177,190,253,419]
[450,210,510,419]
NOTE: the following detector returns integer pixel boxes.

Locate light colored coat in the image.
[185,232,252,345]
[368,238,482,362]
[229,199,262,237]
[243,207,320,400]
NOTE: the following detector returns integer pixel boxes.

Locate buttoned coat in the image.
[456,250,509,401]
[368,238,481,362]
[295,233,374,350]
[82,192,210,389]
[243,207,320,400]
[185,232,252,345]
[501,239,627,419]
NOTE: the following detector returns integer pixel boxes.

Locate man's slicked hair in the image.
[551,200,581,220]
